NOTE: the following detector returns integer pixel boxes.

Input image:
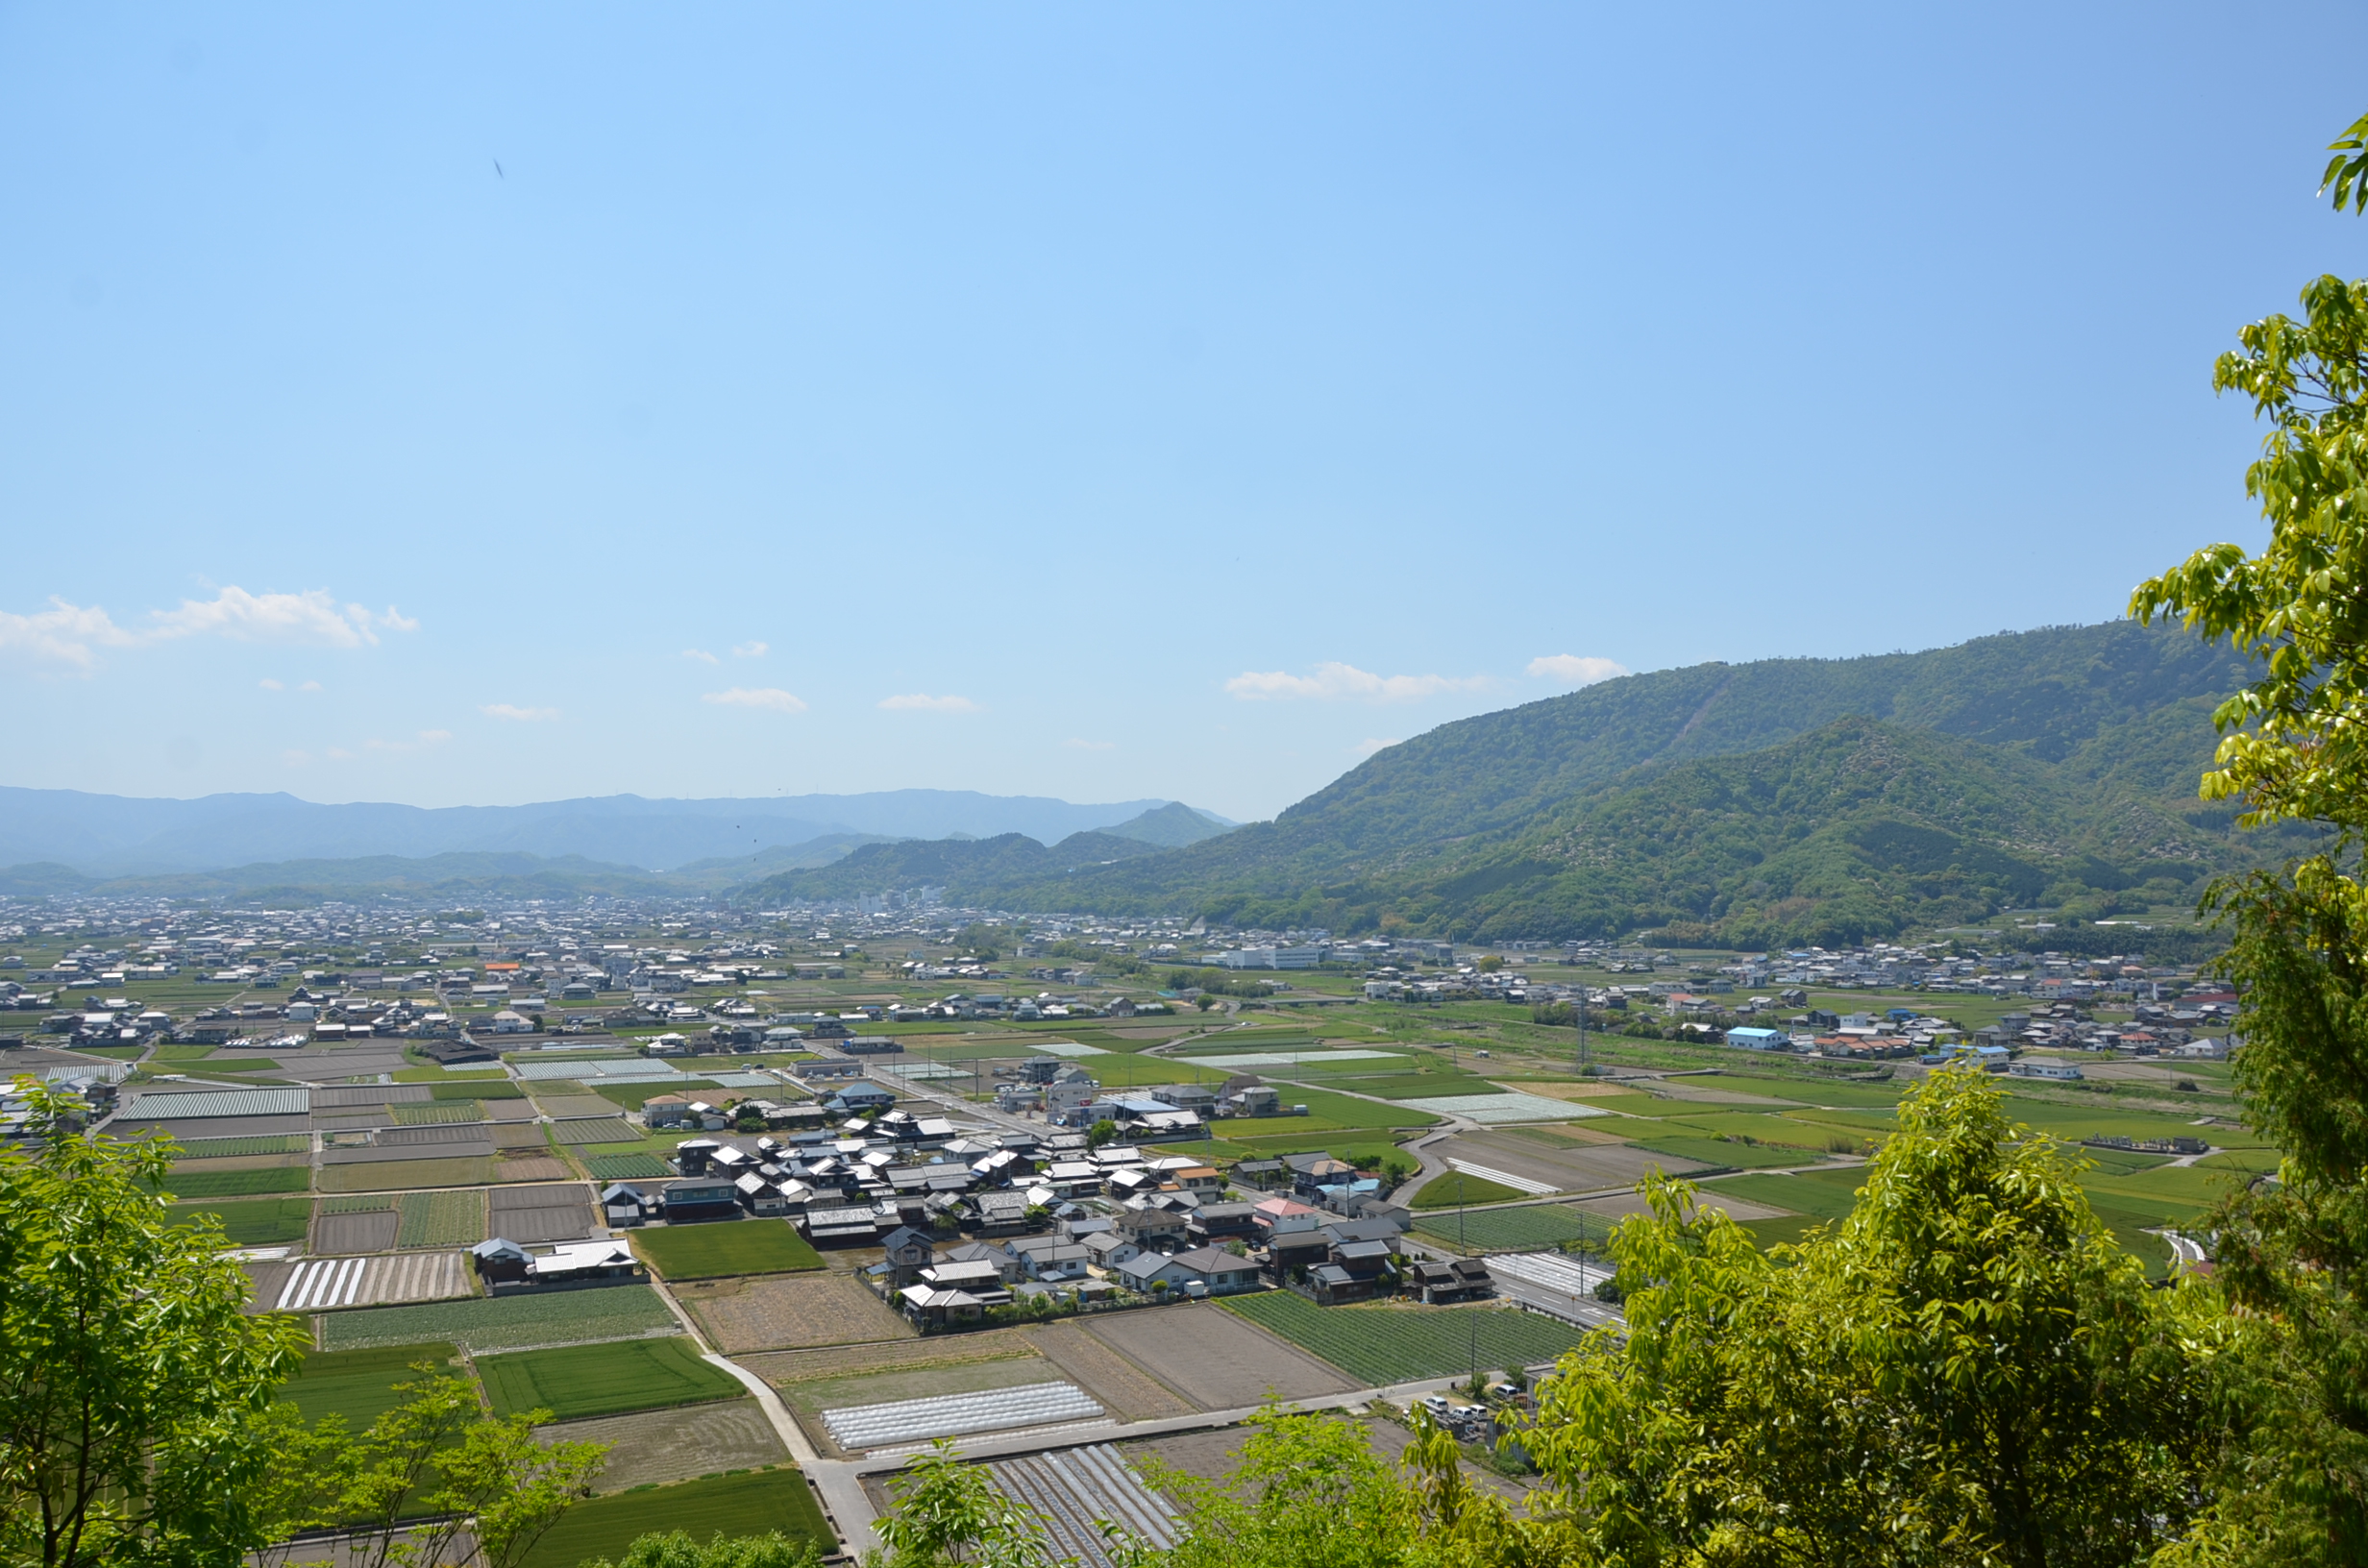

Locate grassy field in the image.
[278,1343,467,1427]
[514,1468,831,1568]
[1411,1205,1604,1252]
[630,1223,822,1280]
[1222,1294,1589,1384]
[1410,1173,1523,1209]
[478,1335,744,1421]
[319,1284,679,1353]
[169,1196,311,1244]
[159,1164,310,1199]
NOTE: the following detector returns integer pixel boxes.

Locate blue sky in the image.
[2,3,2362,824]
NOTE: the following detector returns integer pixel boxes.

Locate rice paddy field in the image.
[1221,1294,1589,1385]
[318,1283,679,1353]
[170,1195,312,1244]
[629,1222,823,1280]
[477,1335,744,1422]
[277,1342,468,1427]
[173,1134,312,1158]
[159,1164,310,1199]
[514,1468,831,1568]
[1411,1204,1605,1253]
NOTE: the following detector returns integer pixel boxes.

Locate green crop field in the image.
[629,1222,821,1279]
[585,1152,674,1179]
[591,1080,721,1111]
[1412,1205,1605,1253]
[158,1164,310,1199]
[478,1335,744,1422]
[278,1343,468,1428]
[170,1196,311,1245]
[319,1284,679,1354]
[1411,1173,1524,1209]
[1708,1168,1866,1222]
[515,1468,830,1568]
[552,1117,642,1145]
[397,1189,485,1248]
[392,1102,483,1125]
[169,1134,313,1158]
[1223,1294,1589,1384]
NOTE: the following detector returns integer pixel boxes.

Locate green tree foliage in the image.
[1147,1407,1428,1568]
[874,1441,1056,1568]
[2126,105,2368,1566]
[333,1367,607,1568]
[583,1530,823,1568]
[1528,1071,2212,1567]
[0,1079,312,1568]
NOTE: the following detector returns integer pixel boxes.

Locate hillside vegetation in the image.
[736,621,2308,944]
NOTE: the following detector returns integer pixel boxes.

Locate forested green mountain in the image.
[732,622,2303,944]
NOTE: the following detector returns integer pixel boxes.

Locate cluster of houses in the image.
[872,1182,1491,1327]
[560,1098,1487,1327]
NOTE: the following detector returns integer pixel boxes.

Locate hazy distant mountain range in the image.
[734,622,2311,947]
[0,787,1234,878]
[0,623,2312,947]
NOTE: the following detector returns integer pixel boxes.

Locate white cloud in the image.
[1224,661,1489,703]
[1352,737,1403,757]
[1,587,413,673]
[481,703,560,723]
[1064,737,1116,751]
[703,687,807,714]
[362,730,451,754]
[0,598,137,671]
[281,748,310,767]
[732,640,768,658]
[148,587,414,647]
[1527,653,1629,687]
[878,693,980,713]
[259,677,284,691]
[299,679,321,692]
[681,649,719,664]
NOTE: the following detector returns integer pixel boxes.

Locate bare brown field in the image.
[1575,1188,1787,1221]
[491,1121,553,1147]
[742,1327,1039,1389]
[318,1157,495,1192]
[314,1210,400,1252]
[678,1274,913,1354]
[493,1152,573,1183]
[1441,1133,1706,1190]
[1027,1320,1194,1420]
[536,1402,784,1493]
[1083,1305,1353,1409]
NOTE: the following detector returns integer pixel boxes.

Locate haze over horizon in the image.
[5,4,2363,821]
